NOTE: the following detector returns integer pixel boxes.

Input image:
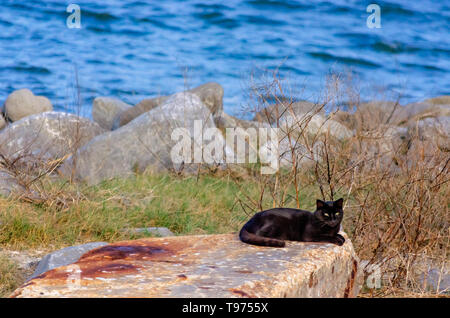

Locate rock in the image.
[281,113,353,140]
[0,169,42,200]
[214,111,239,130]
[349,125,409,173]
[419,268,450,294]
[112,96,169,130]
[123,227,175,237]
[254,100,353,140]
[112,82,224,129]
[333,101,406,131]
[395,102,450,125]
[332,109,355,130]
[0,171,21,197]
[315,117,354,140]
[265,136,323,169]
[339,101,403,131]
[333,97,450,131]
[0,112,106,171]
[408,116,449,151]
[215,111,266,131]
[257,115,353,170]
[29,242,109,281]
[423,95,450,106]
[253,100,320,124]
[60,92,230,185]
[4,88,53,122]
[359,101,402,126]
[189,82,223,117]
[92,97,132,130]
[0,113,6,130]
[214,111,274,166]
[10,233,362,298]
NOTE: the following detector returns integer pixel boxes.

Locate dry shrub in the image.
[235,67,449,296]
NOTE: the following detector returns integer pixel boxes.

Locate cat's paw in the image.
[333,234,345,246]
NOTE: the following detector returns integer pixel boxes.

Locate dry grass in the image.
[0,254,23,297]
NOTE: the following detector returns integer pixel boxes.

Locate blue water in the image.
[0,0,449,118]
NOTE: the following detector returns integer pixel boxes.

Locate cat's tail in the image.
[239,227,286,248]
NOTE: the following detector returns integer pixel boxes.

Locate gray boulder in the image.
[29,242,108,280]
[189,82,223,117]
[423,95,450,105]
[394,102,450,125]
[4,88,53,122]
[112,82,224,129]
[92,97,132,130]
[350,125,409,173]
[112,95,169,129]
[419,268,450,294]
[253,100,320,124]
[0,112,106,166]
[60,92,231,185]
[408,116,449,149]
[259,137,312,169]
[331,97,449,131]
[254,100,352,140]
[214,111,266,131]
[309,115,354,140]
[0,171,20,197]
[0,170,44,199]
[278,113,353,140]
[404,117,449,170]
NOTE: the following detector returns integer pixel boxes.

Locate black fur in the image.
[239,198,345,247]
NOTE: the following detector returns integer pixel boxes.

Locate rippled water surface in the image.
[0,0,449,117]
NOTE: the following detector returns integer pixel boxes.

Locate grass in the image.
[0,172,318,250]
[0,255,22,297]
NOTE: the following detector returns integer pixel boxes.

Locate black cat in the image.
[239,198,345,247]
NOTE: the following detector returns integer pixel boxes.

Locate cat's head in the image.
[315,198,344,227]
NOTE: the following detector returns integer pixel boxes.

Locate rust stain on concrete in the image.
[308,272,318,288]
[344,258,359,298]
[229,288,254,298]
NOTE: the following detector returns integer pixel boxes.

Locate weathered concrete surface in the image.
[11,233,362,298]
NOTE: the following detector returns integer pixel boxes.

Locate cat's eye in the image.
[336,212,340,215]
[324,213,329,217]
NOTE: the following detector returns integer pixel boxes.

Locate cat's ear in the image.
[316,199,325,209]
[334,198,344,209]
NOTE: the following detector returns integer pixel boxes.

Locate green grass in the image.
[0,173,318,250]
